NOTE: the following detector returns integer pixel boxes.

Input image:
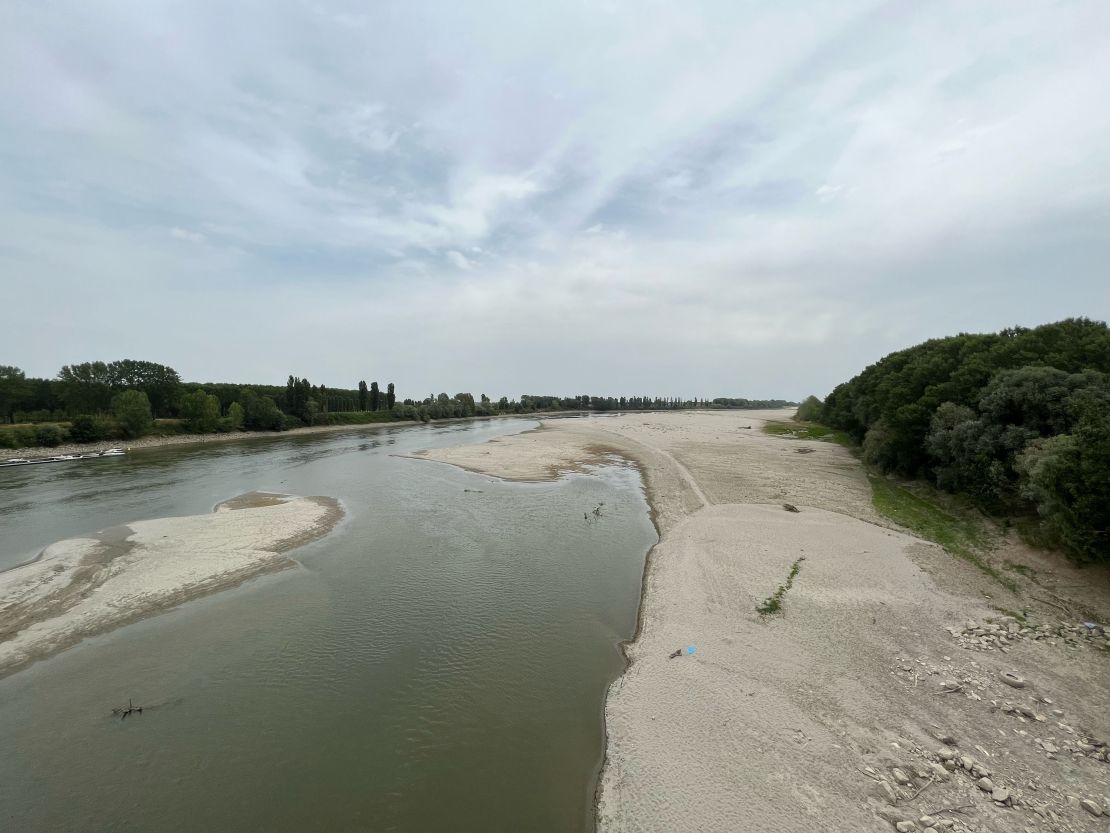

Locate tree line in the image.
[0,361,793,449]
[811,318,1110,562]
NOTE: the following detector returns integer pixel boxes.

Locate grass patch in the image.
[756,557,805,616]
[868,474,1017,592]
[763,420,853,447]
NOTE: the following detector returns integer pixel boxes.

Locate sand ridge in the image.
[419,409,1110,833]
[0,491,343,678]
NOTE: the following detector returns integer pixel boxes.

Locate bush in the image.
[35,424,64,447]
[68,414,101,443]
[794,396,822,422]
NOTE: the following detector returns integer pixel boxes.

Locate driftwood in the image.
[112,698,143,720]
[782,503,800,513]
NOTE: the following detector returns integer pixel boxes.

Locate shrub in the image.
[794,395,822,422]
[35,424,64,447]
[68,414,101,443]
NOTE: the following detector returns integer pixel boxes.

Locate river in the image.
[0,418,655,832]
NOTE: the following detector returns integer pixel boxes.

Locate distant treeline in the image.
[811,318,1110,562]
[0,360,793,449]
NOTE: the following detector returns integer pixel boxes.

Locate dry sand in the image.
[420,410,1110,833]
[0,492,343,678]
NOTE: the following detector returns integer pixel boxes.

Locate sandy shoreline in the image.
[0,492,343,679]
[419,410,1110,832]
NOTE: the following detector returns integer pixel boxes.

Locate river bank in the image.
[1,410,607,462]
[419,410,1110,832]
[0,492,343,679]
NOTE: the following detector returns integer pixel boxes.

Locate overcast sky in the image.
[2,1,1108,401]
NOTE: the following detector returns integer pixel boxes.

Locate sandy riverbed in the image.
[419,410,1110,833]
[0,492,343,678]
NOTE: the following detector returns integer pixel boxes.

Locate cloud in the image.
[170,227,206,243]
[1,1,1108,399]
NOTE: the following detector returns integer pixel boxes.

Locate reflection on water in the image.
[0,419,655,832]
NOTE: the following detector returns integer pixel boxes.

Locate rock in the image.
[977,777,994,791]
[918,815,937,827]
[895,822,918,832]
[877,807,914,824]
[1080,799,1104,817]
[892,768,912,785]
[999,671,1026,688]
[782,503,800,513]
[1042,742,1058,754]
[992,786,1010,803]
[937,747,957,761]
[942,759,956,771]
[928,762,951,782]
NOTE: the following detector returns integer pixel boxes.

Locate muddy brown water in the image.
[0,418,655,832]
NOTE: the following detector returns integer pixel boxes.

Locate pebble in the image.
[1080,799,1103,817]
[895,822,917,832]
[991,786,1010,803]
[937,748,956,761]
[977,776,994,791]
[892,768,912,786]
[918,815,937,827]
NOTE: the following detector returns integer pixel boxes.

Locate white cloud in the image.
[170,227,206,243]
[0,0,1108,398]
[445,250,472,271]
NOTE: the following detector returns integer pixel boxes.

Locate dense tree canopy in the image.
[820,319,1110,561]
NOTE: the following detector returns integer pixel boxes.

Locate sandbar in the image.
[0,492,343,678]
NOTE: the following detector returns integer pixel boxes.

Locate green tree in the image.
[386,382,396,409]
[227,401,245,430]
[240,388,286,431]
[305,399,320,425]
[794,395,822,422]
[112,390,153,438]
[180,389,221,433]
[0,366,29,423]
[358,381,368,411]
[455,393,476,416]
[370,382,380,411]
[1017,392,1110,561]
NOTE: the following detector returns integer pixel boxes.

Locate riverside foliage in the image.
[819,318,1110,562]
[0,362,793,449]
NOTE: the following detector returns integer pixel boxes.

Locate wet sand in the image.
[0,492,343,678]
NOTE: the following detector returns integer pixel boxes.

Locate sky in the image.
[2,1,1109,401]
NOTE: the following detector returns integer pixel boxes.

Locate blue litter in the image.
[686,645,697,655]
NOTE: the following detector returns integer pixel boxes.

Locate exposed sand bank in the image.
[0,492,343,678]
[420,410,1110,833]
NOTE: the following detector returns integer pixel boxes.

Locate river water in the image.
[0,418,655,832]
